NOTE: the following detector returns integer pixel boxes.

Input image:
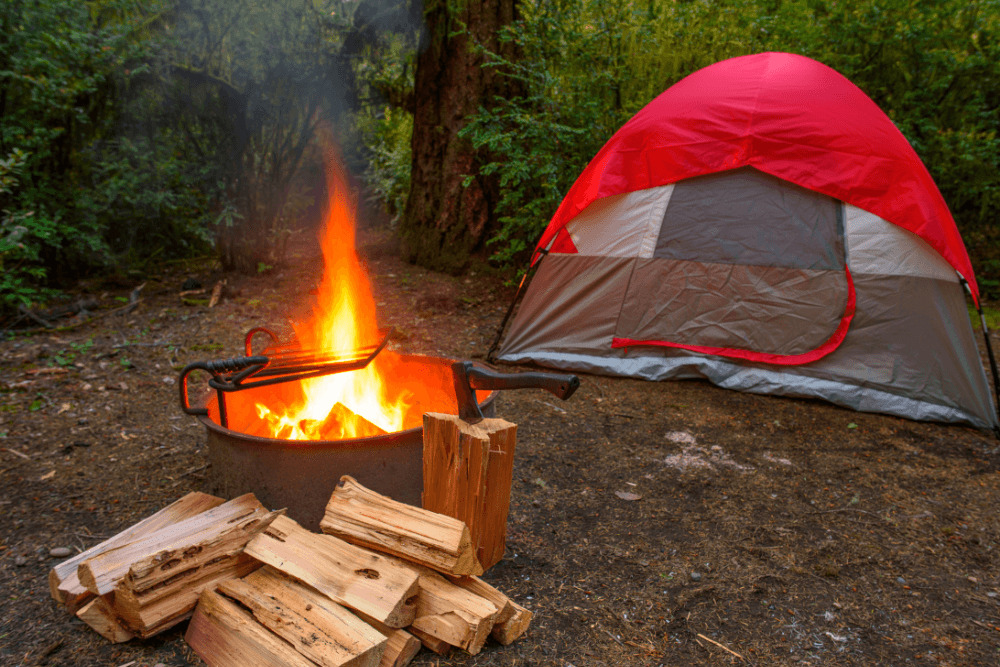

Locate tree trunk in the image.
[400,0,519,274]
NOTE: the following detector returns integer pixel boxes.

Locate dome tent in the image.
[493,52,1000,431]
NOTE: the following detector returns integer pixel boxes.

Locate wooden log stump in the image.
[422,414,518,570]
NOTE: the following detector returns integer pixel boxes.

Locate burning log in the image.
[300,402,389,440]
[77,493,280,637]
[49,491,225,613]
[421,413,518,570]
[202,567,387,667]
[244,514,419,628]
[320,475,483,576]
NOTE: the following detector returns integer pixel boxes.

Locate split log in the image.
[491,598,533,645]
[352,612,422,667]
[321,475,483,576]
[186,589,317,667]
[408,627,452,655]
[452,576,533,645]
[214,568,387,667]
[381,627,422,667]
[422,414,518,570]
[77,493,270,597]
[386,556,498,655]
[114,552,263,638]
[75,595,134,644]
[49,491,225,612]
[78,494,279,637]
[244,514,419,628]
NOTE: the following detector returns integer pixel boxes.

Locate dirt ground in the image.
[2,225,1000,667]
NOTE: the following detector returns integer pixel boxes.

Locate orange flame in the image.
[252,153,411,440]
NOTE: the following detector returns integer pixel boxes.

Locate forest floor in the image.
[2,225,1000,667]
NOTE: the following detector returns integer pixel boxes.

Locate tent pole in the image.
[486,250,546,364]
[977,306,1000,438]
[961,278,1000,437]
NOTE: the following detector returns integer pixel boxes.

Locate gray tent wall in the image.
[498,168,998,431]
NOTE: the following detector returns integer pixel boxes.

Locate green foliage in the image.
[0,0,142,307]
[361,105,413,224]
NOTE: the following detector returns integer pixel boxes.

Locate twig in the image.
[603,629,623,645]
[112,341,178,349]
[2,447,31,460]
[972,619,999,632]
[18,305,53,329]
[696,633,744,661]
[171,463,210,486]
[72,532,112,540]
[30,639,63,666]
[533,398,567,414]
[809,507,883,518]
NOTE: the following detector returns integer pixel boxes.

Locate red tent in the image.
[498,53,998,431]
[534,51,978,302]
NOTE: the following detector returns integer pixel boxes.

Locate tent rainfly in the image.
[493,52,1000,432]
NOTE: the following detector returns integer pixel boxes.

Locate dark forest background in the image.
[2,0,998,311]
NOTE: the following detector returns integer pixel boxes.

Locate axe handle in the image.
[452,362,580,423]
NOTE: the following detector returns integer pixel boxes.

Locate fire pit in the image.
[193,353,497,529]
[177,153,532,530]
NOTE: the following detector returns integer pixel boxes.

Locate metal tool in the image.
[179,327,391,428]
[451,361,580,423]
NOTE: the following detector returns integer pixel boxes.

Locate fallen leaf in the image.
[39,470,56,481]
[615,490,642,501]
[56,403,71,415]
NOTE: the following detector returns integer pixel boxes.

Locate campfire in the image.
[196,155,461,442]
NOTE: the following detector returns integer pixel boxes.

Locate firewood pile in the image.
[48,476,532,666]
